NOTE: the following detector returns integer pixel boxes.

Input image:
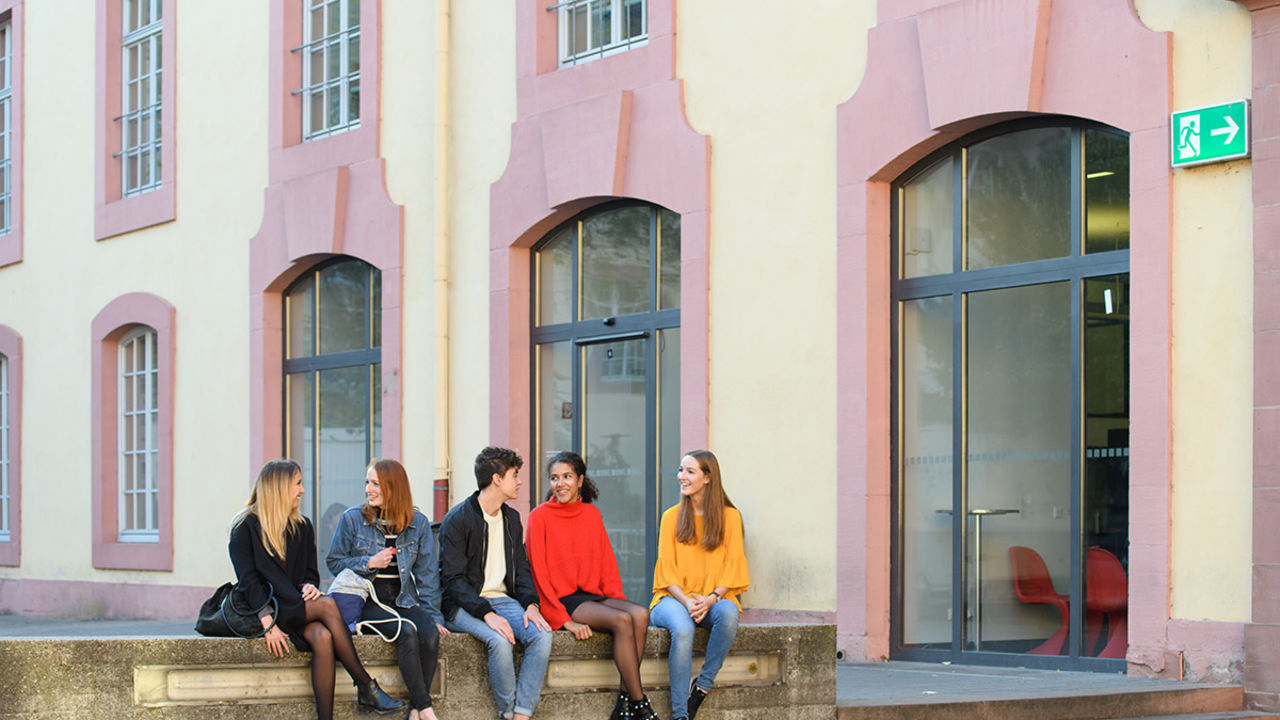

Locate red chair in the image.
[1086,547,1128,658]
[1008,545,1070,655]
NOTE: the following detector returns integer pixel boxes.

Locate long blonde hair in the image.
[675,450,736,551]
[234,459,304,560]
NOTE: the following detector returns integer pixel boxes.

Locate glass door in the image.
[891,121,1131,668]
[531,203,682,604]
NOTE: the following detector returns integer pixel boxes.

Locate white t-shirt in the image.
[479,509,508,599]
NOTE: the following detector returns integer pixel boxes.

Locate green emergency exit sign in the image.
[1171,100,1250,168]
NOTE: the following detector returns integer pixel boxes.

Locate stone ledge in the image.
[0,624,836,719]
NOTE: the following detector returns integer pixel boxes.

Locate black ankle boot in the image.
[688,681,709,719]
[356,678,405,715]
[609,689,629,720]
[628,694,660,720]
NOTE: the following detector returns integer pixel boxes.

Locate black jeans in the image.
[361,598,440,710]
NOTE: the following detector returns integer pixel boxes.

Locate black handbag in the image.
[194,581,278,638]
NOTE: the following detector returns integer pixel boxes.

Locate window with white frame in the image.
[554,0,646,67]
[298,0,360,141]
[118,327,158,541]
[0,19,13,234]
[120,0,162,197]
[0,353,8,542]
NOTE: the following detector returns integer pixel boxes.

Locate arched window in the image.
[117,326,159,540]
[892,121,1130,666]
[532,202,681,602]
[283,257,381,565]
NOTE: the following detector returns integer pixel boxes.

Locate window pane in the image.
[1084,130,1130,254]
[316,365,370,569]
[658,328,681,511]
[658,209,681,310]
[536,342,573,496]
[286,371,316,487]
[371,362,382,458]
[537,226,574,326]
[902,156,954,278]
[582,339,649,602]
[900,295,954,648]
[591,0,611,49]
[625,0,644,40]
[582,206,651,319]
[318,261,371,354]
[348,79,360,123]
[370,268,382,348]
[286,276,315,359]
[966,128,1071,269]
[966,282,1071,653]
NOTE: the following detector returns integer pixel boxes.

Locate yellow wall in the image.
[1135,0,1254,622]
[0,1,267,589]
[677,0,875,613]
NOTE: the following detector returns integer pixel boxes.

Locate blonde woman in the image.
[228,459,404,720]
[649,451,750,720]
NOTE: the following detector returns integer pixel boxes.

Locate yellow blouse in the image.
[650,505,750,609]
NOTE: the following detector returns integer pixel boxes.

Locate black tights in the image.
[302,596,374,720]
[571,598,650,700]
[361,602,440,710]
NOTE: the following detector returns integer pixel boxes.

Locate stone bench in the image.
[0,624,835,719]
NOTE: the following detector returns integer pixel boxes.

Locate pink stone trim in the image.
[0,577,209,620]
[493,0,707,510]
[251,1,399,474]
[835,0,1171,664]
[93,0,176,240]
[0,2,23,268]
[248,159,403,472]
[267,0,380,185]
[90,293,175,571]
[0,324,20,566]
[1249,1,1280,707]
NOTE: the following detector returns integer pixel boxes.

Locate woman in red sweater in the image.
[526,451,656,720]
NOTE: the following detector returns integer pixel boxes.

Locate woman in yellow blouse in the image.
[650,450,749,720]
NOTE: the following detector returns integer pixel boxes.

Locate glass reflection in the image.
[1085,131,1130,254]
[902,158,953,278]
[967,128,1071,269]
[582,206,650,319]
[318,262,371,354]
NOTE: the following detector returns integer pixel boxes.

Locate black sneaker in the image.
[688,682,709,719]
[356,678,405,715]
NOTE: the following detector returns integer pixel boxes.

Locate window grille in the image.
[118,328,159,540]
[297,0,360,141]
[551,0,646,67]
[119,0,162,197]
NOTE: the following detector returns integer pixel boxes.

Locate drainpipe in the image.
[432,0,453,522]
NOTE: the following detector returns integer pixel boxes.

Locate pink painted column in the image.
[1240,0,1280,709]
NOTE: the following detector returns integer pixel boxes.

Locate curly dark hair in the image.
[474,446,523,490]
[543,451,599,503]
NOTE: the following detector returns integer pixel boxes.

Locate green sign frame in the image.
[1171,100,1250,168]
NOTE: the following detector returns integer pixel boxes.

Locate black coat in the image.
[439,492,539,622]
[228,513,319,644]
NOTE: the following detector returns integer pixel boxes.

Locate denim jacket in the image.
[326,506,445,626]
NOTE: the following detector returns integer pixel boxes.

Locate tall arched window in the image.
[532,202,681,602]
[118,326,159,540]
[284,257,381,565]
[892,121,1130,668]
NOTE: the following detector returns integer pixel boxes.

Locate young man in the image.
[440,447,553,720]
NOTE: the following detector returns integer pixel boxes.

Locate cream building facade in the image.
[1,0,1278,707]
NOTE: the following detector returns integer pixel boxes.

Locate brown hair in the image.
[234,459,304,560]
[675,450,736,551]
[362,458,416,533]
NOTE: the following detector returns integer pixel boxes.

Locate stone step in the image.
[1111,707,1280,712]
[838,684,1245,720]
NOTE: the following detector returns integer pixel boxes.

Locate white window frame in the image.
[119,0,162,198]
[297,0,361,142]
[0,353,8,542]
[0,20,12,235]
[553,0,647,68]
[117,327,159,541]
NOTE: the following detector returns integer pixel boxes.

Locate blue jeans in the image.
[650,596,740,718]
[445,595,552,718]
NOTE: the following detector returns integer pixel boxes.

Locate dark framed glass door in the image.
[891,121,1131,669]
[532,202,682,602]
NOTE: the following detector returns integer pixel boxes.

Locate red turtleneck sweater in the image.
[525,499,624,629]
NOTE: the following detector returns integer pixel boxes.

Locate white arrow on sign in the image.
[1211,115,1240,145]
